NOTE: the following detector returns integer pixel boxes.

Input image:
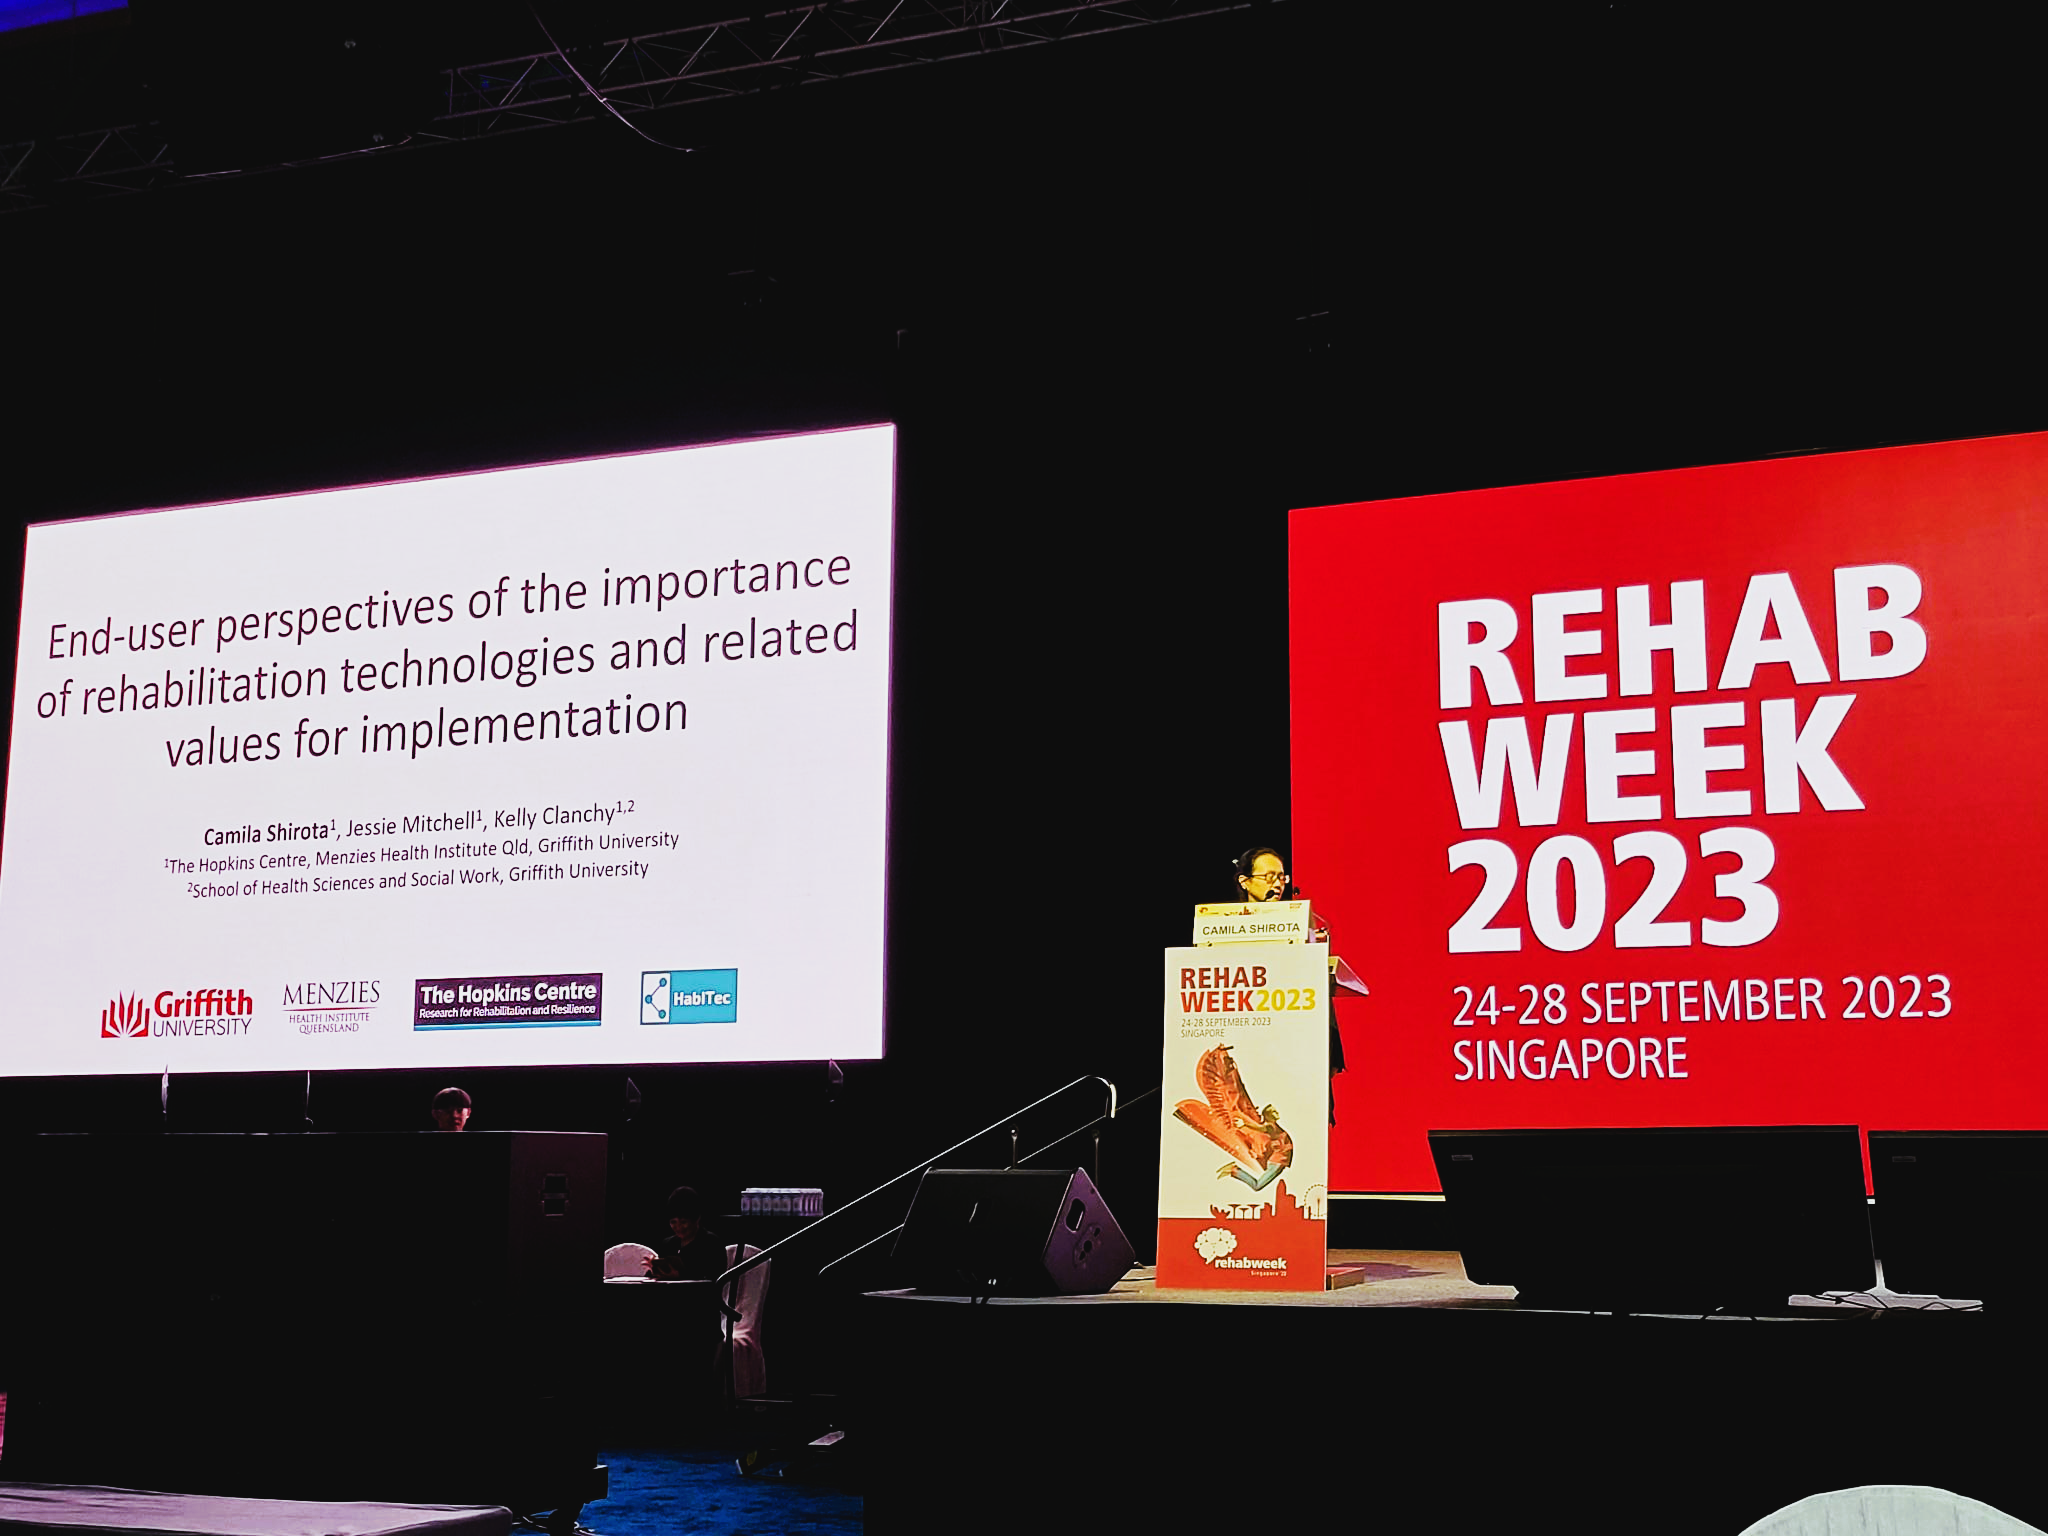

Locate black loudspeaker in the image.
[894,1167,1135,1295]
[1871,1130,2048,1306]
[1430,1125,1875,1312]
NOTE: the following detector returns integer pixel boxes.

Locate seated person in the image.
[647,1185,726,1281]
[429,1086,472,1131]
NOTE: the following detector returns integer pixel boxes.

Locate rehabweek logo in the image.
[1193,1225,1287,1272]
[641,969,739,1025]
[101,987,254,1039]
[284,978,381,1035]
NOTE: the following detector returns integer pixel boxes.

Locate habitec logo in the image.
[641,969,738,1025]
[100,987,255,1039]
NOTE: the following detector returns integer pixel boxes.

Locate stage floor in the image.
[862,1247,1514,1307]
[873,1247,1974,1312]
[1137,1246,1515,1306]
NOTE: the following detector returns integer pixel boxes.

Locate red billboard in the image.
[1291,432,2048,1192]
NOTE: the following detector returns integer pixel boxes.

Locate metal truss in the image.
[1,122,175,214]
[432,0,1269,140]
[0,0,1276,214]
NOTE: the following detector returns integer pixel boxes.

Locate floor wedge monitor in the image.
[893,1167,1135,1296]
[1870,1130,2048,1307]
[1430,1125,1875,1312]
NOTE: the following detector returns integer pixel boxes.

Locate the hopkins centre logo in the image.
[414,973,602,1030]
[101,987,255,1039]
[641,969,739,1025]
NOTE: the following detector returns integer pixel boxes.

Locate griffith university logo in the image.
[101,995,150,1038]
[100,987,255,1039]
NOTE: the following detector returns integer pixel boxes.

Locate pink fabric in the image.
[0,1483,510,1536]
[724,1243,771,1399]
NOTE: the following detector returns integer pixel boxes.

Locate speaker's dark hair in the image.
[1232,846,1284,886]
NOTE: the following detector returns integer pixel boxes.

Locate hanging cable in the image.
[529,5,694,153]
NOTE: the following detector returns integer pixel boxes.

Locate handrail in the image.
[812,1083,1160,1279]
[713,1073,1120,1291]
[814,1220,903,1279]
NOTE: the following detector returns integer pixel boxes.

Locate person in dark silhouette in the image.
[430,1086,472,1131]
[647,1185,726,1281]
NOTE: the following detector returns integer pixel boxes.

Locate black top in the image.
[652,1229,727,1282]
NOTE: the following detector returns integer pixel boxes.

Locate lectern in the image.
[1156,899,1363,1290]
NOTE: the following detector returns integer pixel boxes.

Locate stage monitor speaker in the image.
[1429,1125,1875,1312]
[893,1167,1135,1296]
[1870,1130,2048,1307]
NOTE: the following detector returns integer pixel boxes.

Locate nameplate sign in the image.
[1194,901,1314,946]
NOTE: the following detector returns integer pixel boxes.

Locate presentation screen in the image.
[0,424,894,1075]
[1293,431,2048,1192]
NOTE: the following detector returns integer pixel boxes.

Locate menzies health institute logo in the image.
[101,987,254,1039]
[642,969,739,1025]
[284,978,381,1035]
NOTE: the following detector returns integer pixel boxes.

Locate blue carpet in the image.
[584,1446,862,1535]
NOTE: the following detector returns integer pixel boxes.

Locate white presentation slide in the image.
[0,424,895,1075]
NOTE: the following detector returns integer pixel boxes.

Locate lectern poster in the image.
[1290,431,2048,1192]
[1158,944,1328,1290]
[0,425,894,1075]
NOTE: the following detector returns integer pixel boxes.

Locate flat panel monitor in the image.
[1869,1130,2048,1306]
[1429,1125,1874,1311]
